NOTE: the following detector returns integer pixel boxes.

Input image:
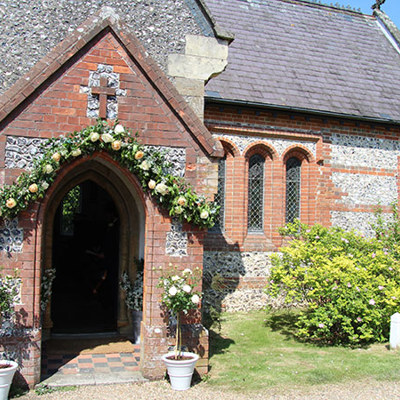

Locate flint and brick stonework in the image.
[0,10,222,386]
[202,103,400,311]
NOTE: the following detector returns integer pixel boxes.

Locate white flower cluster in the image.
[120,270,143,312]
[159,266,201,314]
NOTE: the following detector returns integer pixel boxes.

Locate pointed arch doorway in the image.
[42,156,145,337]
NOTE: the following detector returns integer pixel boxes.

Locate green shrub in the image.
[266,220,400,345]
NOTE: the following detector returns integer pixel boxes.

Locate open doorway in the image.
[51,180,120,334]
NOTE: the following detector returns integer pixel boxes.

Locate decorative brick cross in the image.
[91,76,117,119]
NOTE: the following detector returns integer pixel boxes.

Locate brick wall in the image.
[0,28,217,386]
[203,103,400,312]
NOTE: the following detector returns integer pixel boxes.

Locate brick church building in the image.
[0,0,399,387]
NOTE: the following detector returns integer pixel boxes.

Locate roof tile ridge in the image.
[277,0,369,17]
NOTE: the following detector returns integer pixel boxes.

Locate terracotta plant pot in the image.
[0,360,18,400]
[161,351,199,391]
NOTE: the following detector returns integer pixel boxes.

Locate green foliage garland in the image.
[266,220,400,345]
[0,120,219,228]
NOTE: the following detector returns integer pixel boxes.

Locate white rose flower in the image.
[148,180,156,189]
[155,183,169,196]
[183,284,191,293]
[171,275,180,281]
[90,132,100,142]
[71,148,81,157]
[101,133,114,143]
[174,206,183,215]
[114,124,125,134]
[191,294,200,304]
[41,182,49,190]
[169,286,178,296]
[183,268,192,275]
[140,160,151,171]
[44,164,53,174]
[200,210,209,219]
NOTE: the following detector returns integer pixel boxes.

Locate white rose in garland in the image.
[101,133,114,143]
[148,180,156,189]
[90,132,100,142]
[44,164,53,174]
[0,119,219,228]
[155,183,169,196]
[114,124,125,134]
[200,210,209,219]
[71,148,81,157]
[140,160,151,171]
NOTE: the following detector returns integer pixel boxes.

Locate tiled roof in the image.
[204,0,400,123]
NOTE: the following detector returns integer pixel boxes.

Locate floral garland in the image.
[0,120,219,228]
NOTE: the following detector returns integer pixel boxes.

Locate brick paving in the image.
[41,345,140,380]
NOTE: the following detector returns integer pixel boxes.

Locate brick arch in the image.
[243,141,278,161]
[282,144,314,163]
[35,151,151,341]
[216,137,240,158]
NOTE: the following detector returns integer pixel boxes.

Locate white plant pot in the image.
[161,351,199,391]
[0,360,18,400]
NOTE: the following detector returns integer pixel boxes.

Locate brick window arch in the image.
[285,156,301,223]
[248,153,265,232]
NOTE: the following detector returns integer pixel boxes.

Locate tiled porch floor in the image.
[41,345,146,386]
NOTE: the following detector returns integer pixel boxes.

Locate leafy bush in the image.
[266,220,400,345]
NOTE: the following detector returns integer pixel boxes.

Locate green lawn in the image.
[207,310,400,392]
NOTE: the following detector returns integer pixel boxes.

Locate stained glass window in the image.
[248,154,264,232]
[286,157,301,223]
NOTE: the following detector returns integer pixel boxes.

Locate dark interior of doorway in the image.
[51,180,120,334]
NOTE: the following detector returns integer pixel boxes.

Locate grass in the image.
[207,309,400,393]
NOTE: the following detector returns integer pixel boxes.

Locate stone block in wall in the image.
[0,219,23,253]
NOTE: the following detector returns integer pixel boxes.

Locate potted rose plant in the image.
[158,264,202,391]
[0,270,19,400]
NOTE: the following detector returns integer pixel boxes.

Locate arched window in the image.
[211,156,226,232]
[286,157,301,223]
[248,154,264,232]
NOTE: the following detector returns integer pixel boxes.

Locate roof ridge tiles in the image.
[272,0,367,16]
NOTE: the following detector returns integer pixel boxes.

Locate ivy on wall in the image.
[0,120,218,228]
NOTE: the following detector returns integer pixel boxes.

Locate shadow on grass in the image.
[209,329,235,358]
[264,309,300,342]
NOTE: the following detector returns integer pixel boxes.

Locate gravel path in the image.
[15,379,400,400]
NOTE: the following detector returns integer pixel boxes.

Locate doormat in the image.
[43,337,136,355]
